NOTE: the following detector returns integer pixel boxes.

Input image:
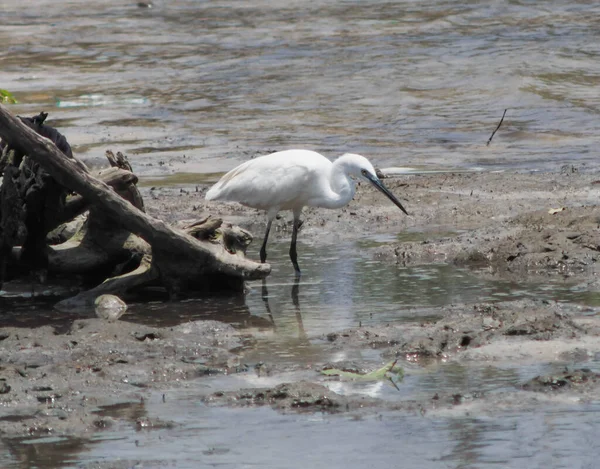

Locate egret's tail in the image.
[205,186,218,200]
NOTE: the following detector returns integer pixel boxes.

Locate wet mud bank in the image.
[2,299,599,440]
[370,170,599,282]
[223,298,600,416]
[1,168,599,441]
[0,319,245,437]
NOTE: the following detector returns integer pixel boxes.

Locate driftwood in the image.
[0,104,270,309]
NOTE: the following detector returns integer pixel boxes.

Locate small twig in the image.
[486,109,507,146]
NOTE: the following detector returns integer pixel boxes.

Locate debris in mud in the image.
[93,417,115,429]
[134,416,176,431]
[133,331,162,341]
[204,381,377,413]
[36,394,62,404]
[320,361,369,375]
[180,356,228,375]
[522,368,600,392]
[324,300,588,364]
[0,379,11,394]
[323,327,402,350]
[435,392,486,406]
[321,360,404,389]
[397,300,584,360]
[0,319,244,436]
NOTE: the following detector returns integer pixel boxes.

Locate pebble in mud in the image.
[94,294,128,321]
[0,379,11,394]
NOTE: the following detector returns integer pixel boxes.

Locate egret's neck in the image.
[322,159,356,209]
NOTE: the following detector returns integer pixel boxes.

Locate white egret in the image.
[205,149,408,275]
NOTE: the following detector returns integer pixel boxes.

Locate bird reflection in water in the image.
[261,277,307,341]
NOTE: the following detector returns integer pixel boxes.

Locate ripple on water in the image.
[2,0,600,173]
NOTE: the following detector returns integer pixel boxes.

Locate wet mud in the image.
[1,168,599,442]
[0,319,244,436]
[326,300,589,361]
[370,171,599,281]
[204,381,372,413]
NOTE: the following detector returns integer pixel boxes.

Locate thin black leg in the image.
[289,216,301,276]
[260,219,272,264]
[291,275,300,308]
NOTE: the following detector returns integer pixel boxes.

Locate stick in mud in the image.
[486,109,507,146]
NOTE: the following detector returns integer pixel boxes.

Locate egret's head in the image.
[340,152,409,215]
[337,153,376,179]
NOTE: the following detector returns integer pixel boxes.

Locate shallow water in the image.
[3,236,591,330]
[128,238,594,333]
[1,237,599,468]
[4,393,600,469]
[3,0,600,174]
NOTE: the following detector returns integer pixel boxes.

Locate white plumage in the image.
[206,149,408,275]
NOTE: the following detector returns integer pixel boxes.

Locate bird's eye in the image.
[361,169,368,176]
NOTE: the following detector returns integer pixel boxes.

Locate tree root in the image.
[0,104,270,308]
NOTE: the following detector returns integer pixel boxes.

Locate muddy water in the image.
[122,238,592,370]
[125,238,598,398]
[78,401,600,468]
[132,237,592,325]
[4,391,600,469]
[3,0,600,173]
[1,237,598,467]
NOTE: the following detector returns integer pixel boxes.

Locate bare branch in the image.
[486,109,507,146]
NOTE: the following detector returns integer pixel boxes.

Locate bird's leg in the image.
[291,275,300,308]
[290,213,302,276]
[262,279,276,327]
[260,219,272,264]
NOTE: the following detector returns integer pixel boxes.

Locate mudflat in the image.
[1,167,599,442]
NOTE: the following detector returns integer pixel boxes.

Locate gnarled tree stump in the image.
[0,104,270,309]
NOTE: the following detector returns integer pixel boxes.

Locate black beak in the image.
[363,172,409,215]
